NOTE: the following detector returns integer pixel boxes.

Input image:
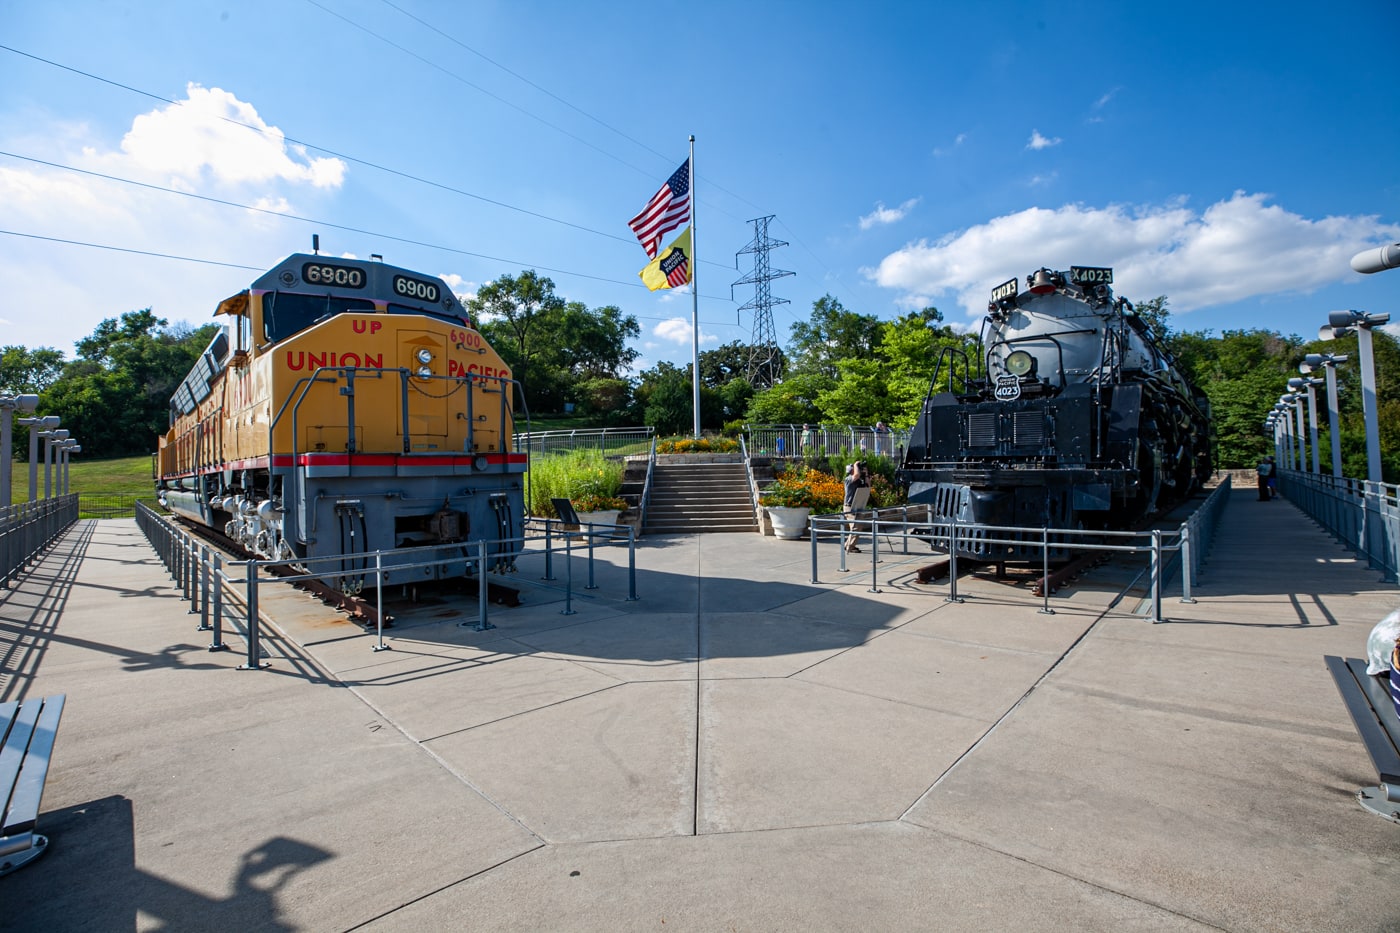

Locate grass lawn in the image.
[10,454,155,504]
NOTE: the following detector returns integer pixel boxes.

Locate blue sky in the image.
[3,1,1398,373]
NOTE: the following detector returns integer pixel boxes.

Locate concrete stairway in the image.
[643,461,759,534]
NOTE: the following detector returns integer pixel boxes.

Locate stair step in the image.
[639,460,765,535]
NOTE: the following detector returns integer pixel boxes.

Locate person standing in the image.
[1256,456,1276,501]
[874,421,891,457]
[800,423,813,454]
[843,461,869,553]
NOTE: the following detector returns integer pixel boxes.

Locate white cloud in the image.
[0,87,350,354]
[81,84,345,189]
[440,272,477,305]
[932,134,967,157]
[1027,129,1061,150]
[1093,88,1119,110]
[865,192,1400,322]
[652,317,717,347]
[859,198,920,230]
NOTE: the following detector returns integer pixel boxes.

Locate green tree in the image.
[41,310,216,457]
[470,270,566,407]
[0,345,65,394]
[637,362,693,435]
[470,273,641,413]
[744,371,829,425]
[787,295,884,378]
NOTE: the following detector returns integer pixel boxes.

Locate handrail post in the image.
[209,554,227,651]
[1179,524,1196,604]
[946,518,963,603]
[240,560,269,669]
[1039,526,1054,615]
[1149,529,1163,623]
[372,551,390,652]
[626,525,639,601]
[585,523,598,590]
[543,520,556,581]
[868,510,880,593]
[197,545,212,630]
[478,540,491,629]
[561,529,576,615]
[184,536,196,610]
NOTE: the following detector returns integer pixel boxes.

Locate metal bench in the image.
[1,694,66,875]
[1324,656,1400,823]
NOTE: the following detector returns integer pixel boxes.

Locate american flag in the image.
[628,160,691,258]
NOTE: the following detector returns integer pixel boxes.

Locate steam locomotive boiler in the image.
[156,252,526,587]
[897,265,1212,560]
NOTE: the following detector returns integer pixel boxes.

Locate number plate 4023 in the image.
[994,375,1021,401]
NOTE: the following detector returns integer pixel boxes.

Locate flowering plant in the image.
[759,465,845,514]
[657,436,740,454]
[572,494,628,513]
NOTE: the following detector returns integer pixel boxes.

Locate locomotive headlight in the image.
[1005,350,1034,377]
[417,365,433,378]
[416,348,433,364]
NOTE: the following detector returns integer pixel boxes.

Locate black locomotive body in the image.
[897,265,1212,560]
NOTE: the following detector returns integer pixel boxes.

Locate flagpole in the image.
[688,135,700,439]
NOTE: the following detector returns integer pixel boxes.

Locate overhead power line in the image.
[0,228,746,332]
[0,150,645,290]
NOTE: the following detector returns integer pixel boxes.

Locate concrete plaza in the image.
[2,488,1398,931]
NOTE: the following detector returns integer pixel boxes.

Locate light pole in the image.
[1303,353,1348,478]
[1279,393,1304,469]
[59,440,80,495]
[0,394,39,507]
[1351,243,1400,275]
[43,428,69,499]
[19,415,59,502]
[1321,309,1391,484]
[1288,376,1325,473]
[1273,401,1294,469]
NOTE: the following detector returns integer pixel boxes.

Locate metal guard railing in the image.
[1280,469,1400,583]
[134,501,641,671]
[0,495,79,587]
[803,484,1232,623]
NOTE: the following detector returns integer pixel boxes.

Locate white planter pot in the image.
[575,510,621,528]
[766,506,811,539]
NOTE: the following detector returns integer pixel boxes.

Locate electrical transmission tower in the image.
[732,215,794,390]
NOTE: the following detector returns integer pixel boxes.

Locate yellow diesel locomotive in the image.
[156,253,525,586]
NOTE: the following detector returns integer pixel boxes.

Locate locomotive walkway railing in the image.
[806,478,1233,624]
[134,502,639,672]
[1280,469,1400,583]
[0,495,79,588]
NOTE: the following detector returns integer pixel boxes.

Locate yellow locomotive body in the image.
[157,253,526,586]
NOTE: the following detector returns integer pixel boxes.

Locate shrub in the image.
[525,450,625,517]
[759,464,845,514]
[656,436,739,454]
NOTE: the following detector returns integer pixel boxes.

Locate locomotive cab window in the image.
[263,292,377,343]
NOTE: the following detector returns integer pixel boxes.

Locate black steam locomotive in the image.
[897,265,1212,559]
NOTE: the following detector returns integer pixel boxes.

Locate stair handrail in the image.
[741,435,762,526]
[639,434,657,522]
